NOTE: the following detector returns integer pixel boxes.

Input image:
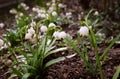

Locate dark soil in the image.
[43,47,120,79]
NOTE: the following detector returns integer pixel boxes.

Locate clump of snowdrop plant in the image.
[2,1,78,79]
[65,10,120,79]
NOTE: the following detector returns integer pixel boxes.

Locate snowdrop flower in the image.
[48,23,56,27]
[48,7,54,12]
[30,21,36,27]
[0,39,4,47]
[28,27,35,34]
[25,6,29,10]
[25,33,32,40]
[58,3,64,8]
[0,23,5,28]
[94,11,99,16]
[52,0,56,3]
[66,12,72,19]
[19,13,24,16]
[9,9,17,14]
[53,31,67,39]
[52,11,57,16]
[46,2,50,6]
[32,7,38,12]
[53,31,60,39]
[20,3,26,7]
[78,26,89,36]
[38,13,46,18]
[40,25,48,32]
[59,31,67,39]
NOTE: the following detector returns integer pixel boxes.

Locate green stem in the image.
[89,28,104,79]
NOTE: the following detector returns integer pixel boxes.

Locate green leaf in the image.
[12,68,22,78]
[22,73,31,79]
[45,47,67,58]
[112,65,120,79]
[44,54,76,68]
[100,33,120,60]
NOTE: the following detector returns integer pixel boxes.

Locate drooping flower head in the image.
[78,26,89,36]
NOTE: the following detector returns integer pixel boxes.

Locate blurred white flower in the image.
[19,13,24,16]
[59,31,67,39]
[94,11,99,16]
[46,2,50,6]
[48,7,54,12]
[30,21,36,27]
[32,7,38,12]
[78,26,89,36]
[19,3,29,10]
[48,23,56,27]
[20,3,26,7]
[25,6,29,10]
[58,3,65,8]
[38,13,46,18]
[0,39,4,47]
[0,23,5,28]
[53,31,60,39]
[40,25,48,32]
[25,33,32,40]
[53,31,67,39]
[28,27,35,34]
[66,12,72,19]
[52,11,57,16]
[9,9,17,14]
[52,0,56,3]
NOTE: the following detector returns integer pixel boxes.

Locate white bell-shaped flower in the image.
[48,23,56,27]
[0,39,4,47]
[94,11,99,16]
[25,33,32,40]
[53,31,60,39]
[78,26,89,36]
[59,31,67,39]
[52,11,57,16]
[0,23,5,28]
[28,27,35,34]
[40,25,48,32]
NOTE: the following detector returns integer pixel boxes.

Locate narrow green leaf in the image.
[22,73,31,79]
[44,54,76,68]
[112,65,120,79]
[100,33,120,60]
[45,57,65,68]
[45,47,67,58]
[12,68,22,78]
